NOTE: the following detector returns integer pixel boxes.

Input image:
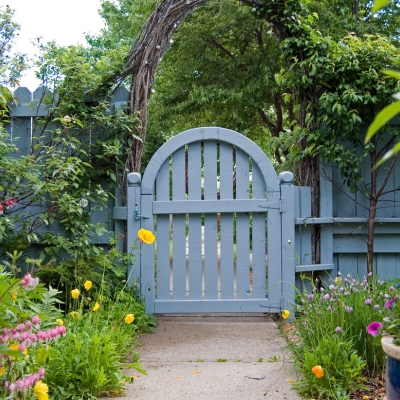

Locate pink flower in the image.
[385,297,397,308]
[21,274,39,289]
[367,321,383,336]
[32,315,40,326]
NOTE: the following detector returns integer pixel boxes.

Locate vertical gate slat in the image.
[235,149,250,299]
[251,163,267,299]
[203,141,218,299]
[188,143,202,299]
[219,142,234,299]
[155,160,171,300]
[172,148,187,300]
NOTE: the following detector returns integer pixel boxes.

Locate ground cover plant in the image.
[287,273,395,399]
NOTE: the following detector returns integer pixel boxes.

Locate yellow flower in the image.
[125,314,135,324]
[8,344,28,360]
[56,319,64,326]
[98,295,104,301]
[281,310,290,319]
[71,289,80,299]
[70,311,80,319]
[92,302,100,311]
[34,380,49,400]
[138,228,155,244]
[311,365,324,378]
[0,367,4,377]
[84,280,92,291]
[11,290,17,300]
[334,276,342,284]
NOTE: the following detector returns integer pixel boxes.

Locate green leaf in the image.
[372,0,390,13]
[374,142,400,168]
[365,101,400,143]
[381,69,400,80]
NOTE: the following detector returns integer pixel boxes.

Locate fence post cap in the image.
[127,172,142,185]
[278,171,294,184]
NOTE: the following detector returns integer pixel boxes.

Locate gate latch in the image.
[134,204,149,220]
[258,198,286,213]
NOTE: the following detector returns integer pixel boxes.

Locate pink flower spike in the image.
[17,343,25,352]
[38,368,45,377]
[17,323,25,333]
[32,315,40,326]
[26,321,32,330]
[367,321,383,336]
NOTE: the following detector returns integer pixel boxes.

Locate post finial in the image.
[278,171,294,185]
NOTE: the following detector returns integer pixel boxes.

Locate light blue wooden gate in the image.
[121,127,296,314]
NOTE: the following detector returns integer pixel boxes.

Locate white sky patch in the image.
[6,0,104,90]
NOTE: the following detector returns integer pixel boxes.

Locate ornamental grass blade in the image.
[372,0,390,13]
[365,101,400,143]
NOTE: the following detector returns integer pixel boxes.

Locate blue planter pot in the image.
[382,336,400,400]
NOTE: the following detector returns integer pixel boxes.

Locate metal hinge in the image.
[258,198,286,212]
[134,204,148,220]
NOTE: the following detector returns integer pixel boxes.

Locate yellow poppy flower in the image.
[0,367,5,377]
[125,314,135,324]
[92,302,100,311]
[34,380,49,400]
[56,319,64,326]
[281,310,290,319]
[138,228,155,244]
[84,280,92,290]
[311,365,324,378]
[71,289,80,299]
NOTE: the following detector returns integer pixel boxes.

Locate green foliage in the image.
[0,5,27,88]
[287,273,395,398]
[40,277,155,399]
[291,336,366,400]
[148,0,283,159]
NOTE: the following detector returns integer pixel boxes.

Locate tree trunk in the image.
[367,144,378,276]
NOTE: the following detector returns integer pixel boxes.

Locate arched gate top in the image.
[141,126,279,194]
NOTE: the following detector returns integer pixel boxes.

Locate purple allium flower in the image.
[320,287,324,292]
[367,321,383,336]
[302,321,307,327]
[307,294,314,300]
[335,326,342,333]
[345,306,353,313]
[323,294,330,300]
[327,306,332,311]
[329,285,335,291]
[389,286,395,291]
[364,298,372,305]
[368,272,373,277]
[385,297,397,309]
[373,304,380,310]
[338,271,342,276]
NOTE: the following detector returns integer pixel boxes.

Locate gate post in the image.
[279,171,296,315]
[126,173,142,287]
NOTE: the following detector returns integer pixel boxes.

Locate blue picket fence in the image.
[4,87,400,313]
